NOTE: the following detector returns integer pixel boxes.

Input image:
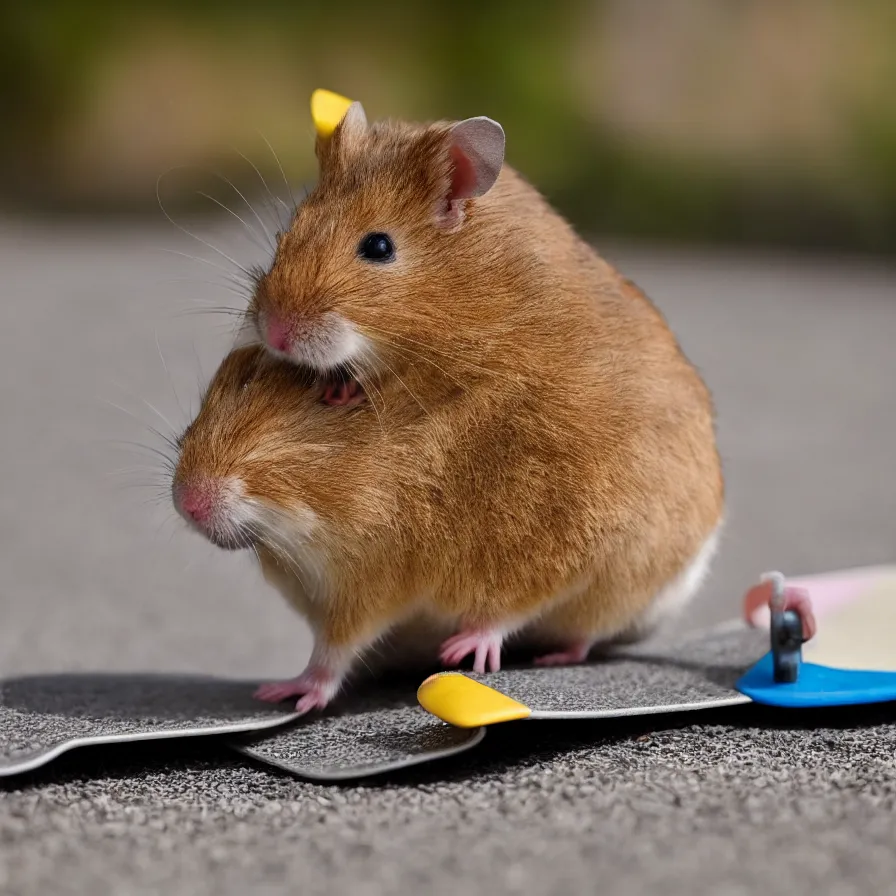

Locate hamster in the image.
[174,92,724,714]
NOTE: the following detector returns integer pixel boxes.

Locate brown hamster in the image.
[175,96,724,713]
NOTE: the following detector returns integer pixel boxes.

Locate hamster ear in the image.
[311,89,358,138]
[311,89,367,162]
[337,101,368,143]
[438,117,505,228]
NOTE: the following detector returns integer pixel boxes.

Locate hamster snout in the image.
[172,477,252,551]
[265,314,291,354]
[170,345,342,560]
[257,306,368,373]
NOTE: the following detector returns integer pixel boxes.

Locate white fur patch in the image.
[241,497,323,588]
[636,523,723,633]
[261,310,370,373]
[179,475,322,577]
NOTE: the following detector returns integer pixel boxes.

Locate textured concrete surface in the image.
[1,217,894,894]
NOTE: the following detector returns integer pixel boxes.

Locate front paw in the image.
[294,682,338,716]
[254,666,340,714]
[439,628,504,674]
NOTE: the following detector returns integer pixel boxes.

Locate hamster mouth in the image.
[319,366,366,407]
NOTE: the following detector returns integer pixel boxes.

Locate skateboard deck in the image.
[0,673,298,778]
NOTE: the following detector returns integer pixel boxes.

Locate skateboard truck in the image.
[765,571,806,684]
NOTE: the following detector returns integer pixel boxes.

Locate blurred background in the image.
[1,1,894,677]
[3,0,896,252]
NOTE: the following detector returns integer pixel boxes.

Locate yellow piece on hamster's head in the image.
[311,89,355,138]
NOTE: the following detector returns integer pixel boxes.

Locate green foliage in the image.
[1,1,895,254]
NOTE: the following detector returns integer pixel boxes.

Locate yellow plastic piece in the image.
[417,672,531,728]
[311,89,354,138]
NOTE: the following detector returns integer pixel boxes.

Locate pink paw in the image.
[439,629,503,674]
[294,684,335,716]
[254,667,339,714]
[254,674,316,703]
[534,642,591,667]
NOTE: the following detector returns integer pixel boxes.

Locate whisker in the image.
[191,340,206,397]
[359,377,387,436]
[101,398,177,448]
[140,421,179,453]
[102,410,178,456]
[245,522,307,584]
[233,322,263,349]
[245,507,325,595]
[105,466,168,478]
[196,190,270,254]
[155,512,180,543]
[211,170,276,248]
[155,169,257,279]
[135,393,177,440]
[154,330,188,431]
[255,130,297,213]
[231,147,288,232]
[348,355,387,437]
[369,350,429,415]
[354,650,376,679]
[358,322,499,379]
[139,495,174,510]
[157,277,249,300]
[105,438,175,469]
[174,307,249,320]
[153,248,253,290]
[373,336,471,395]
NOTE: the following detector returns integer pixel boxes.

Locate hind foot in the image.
[534,641,592,667]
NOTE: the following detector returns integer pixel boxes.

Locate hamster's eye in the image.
[358,232,395,263]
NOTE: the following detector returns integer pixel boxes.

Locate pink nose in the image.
[177,484,215,526]
[266,315,290,353]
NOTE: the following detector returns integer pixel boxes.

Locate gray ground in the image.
[1,217,894,894]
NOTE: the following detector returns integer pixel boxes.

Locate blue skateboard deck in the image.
[737,566,896,708]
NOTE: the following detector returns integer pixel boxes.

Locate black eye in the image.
[358,232,395,262]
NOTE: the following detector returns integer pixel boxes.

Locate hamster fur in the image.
[173,101,724,713]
